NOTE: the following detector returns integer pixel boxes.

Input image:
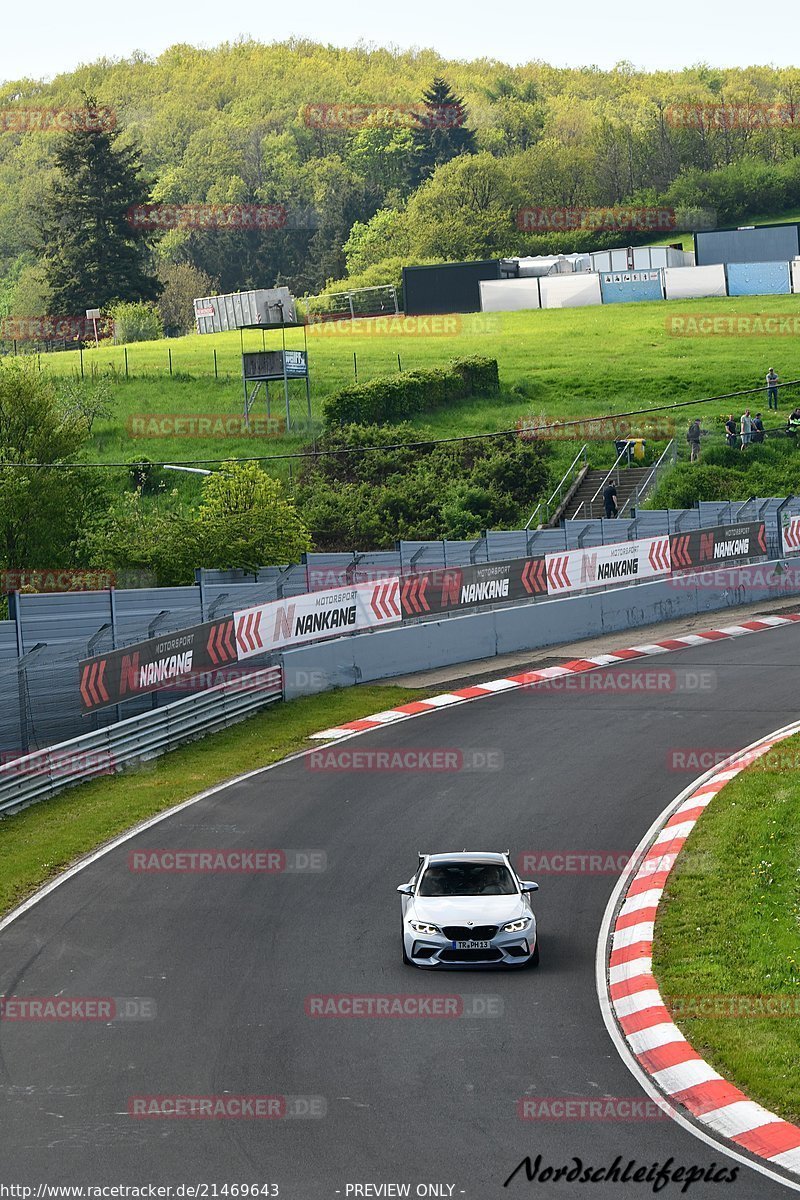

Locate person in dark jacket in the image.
[603,480,618,518]
[724,414,737,449]
[687,419,702,462]
[751,413,765,444]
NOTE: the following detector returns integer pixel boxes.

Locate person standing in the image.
[751,413,765,444]
[725,414,738,449]
[766,367,779,411]
[740,408,752,450]
[603,480,618,518]
[687,418,702,462]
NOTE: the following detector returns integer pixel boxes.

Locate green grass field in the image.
[653,739,800,1122]
[14,295,799,474]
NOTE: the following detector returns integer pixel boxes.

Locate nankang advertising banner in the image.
[546,537,671,597]
[670,522,767,570]
[78,616,238,714]
[234,578,401,661]
[400,557,547,617]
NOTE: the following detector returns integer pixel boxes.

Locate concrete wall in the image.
[280,559,800,699]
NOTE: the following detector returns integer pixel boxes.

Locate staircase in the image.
[561,466,652,521]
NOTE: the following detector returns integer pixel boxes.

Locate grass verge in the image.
[0,683,424,919]
[653,734,800,1123]
[21,295,800,466]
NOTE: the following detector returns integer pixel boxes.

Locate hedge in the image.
[322,356,500,426]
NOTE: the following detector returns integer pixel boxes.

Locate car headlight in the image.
[409,921,440,935]
[503,917,531,933]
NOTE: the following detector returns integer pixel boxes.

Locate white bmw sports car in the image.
[397,851,539,968]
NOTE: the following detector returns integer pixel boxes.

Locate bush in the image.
[296,421,550,548]
[322,356,499,426]
[110,301,163,344]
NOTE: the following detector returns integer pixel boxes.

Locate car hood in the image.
[411,896,527,925]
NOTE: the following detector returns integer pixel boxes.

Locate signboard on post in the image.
[85,308,101,347]
[234,579,401,660]
[78,616,239,714]
[670,522,767,570]
[400,557,547,617]
[546,537,671,596]
[242,350,309,381]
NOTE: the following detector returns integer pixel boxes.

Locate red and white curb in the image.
[309,613,800,739]
[598,719,800,1189]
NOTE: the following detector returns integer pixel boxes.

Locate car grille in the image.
[439,948,503,963]
[441,925,498,941]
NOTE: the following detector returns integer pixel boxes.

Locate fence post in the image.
[168,347,173,376]
[124,346,129,378]
[79,343,84,380]
[214,349,218,379]
[353,351,358,382]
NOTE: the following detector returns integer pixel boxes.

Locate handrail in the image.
[572,443,631,521]
[618,438,675,518]
[525,444,588,529]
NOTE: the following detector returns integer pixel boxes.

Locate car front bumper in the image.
[404,924,536,968]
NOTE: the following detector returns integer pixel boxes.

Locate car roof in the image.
[424,852,508,865]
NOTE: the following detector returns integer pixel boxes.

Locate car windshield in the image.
[418,862,517,897]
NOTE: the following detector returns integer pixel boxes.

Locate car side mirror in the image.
[396,884,414,895]
[520,881,539,892]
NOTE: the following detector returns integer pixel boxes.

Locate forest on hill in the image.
[2,42,800,313]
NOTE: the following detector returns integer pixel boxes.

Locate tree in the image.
[87,462,312,584]
[0,363,112,568]
[35,97,160,314]
[194,462,311,573]
[83,489,197,587]
[347,118,416,197]
[403,153,520,261]
[156,262,217,336]
[411,78,477,185]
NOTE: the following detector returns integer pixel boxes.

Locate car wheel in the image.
[402,923,411,966]
[529,937,540,968]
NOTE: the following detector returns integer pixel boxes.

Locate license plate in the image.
[453,940,491,950]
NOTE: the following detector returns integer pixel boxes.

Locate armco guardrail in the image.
[0,666,282,817]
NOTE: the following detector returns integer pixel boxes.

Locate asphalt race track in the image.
[2,623,800,1198]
